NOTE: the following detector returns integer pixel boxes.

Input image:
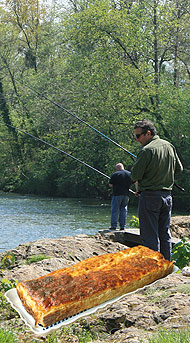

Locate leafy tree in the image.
[0,0,189,206]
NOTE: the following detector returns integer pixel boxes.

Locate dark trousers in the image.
[138,191,172,261]
[111,195,129,229]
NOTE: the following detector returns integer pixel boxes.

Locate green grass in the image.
[176,284,190,294]
[142,283,190,302]
[0,329,19,343]
[142,286,172,302]
[143,328,190,343]
[60,321,98,343]
[25,254,50,265]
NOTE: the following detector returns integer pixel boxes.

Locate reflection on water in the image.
[0,192,138,252]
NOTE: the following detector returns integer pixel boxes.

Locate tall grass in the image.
[0,329,18,343]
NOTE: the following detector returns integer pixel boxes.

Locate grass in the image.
[142,328,190,343]
[0,329,19,343]
[141,286,172,303]
[176,284,190,294]
[142,283,190,302]
[60,320,99,342]
[0,278,19,322]
[25,254,50,265]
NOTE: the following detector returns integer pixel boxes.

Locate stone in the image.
[1,216,190,343]
[182,266,190,277]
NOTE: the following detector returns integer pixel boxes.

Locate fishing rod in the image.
[17,81,184,192]
[17,80,136,161]
[0,119,136,195]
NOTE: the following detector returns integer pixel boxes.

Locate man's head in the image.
[134,119,156,146]
[116,163,124,171]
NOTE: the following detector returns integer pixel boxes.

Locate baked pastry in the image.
[16,245,173,327]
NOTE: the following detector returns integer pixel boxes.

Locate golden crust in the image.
[16,245,173,327]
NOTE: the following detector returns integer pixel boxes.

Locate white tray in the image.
[5,265,178,336]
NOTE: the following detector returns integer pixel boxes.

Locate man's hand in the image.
[135,181,139,197]
[135,191,140,197]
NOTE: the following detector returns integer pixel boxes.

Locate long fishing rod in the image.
[0,119,136,195]
[17,81,184,192]
[17,80,136,161]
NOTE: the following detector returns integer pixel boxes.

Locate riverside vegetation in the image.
[1,0,190,340]
[0,0,189,210]
[0,216,190,343]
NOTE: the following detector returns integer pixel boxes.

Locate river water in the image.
[0,192,138,253]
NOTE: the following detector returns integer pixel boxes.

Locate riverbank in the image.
[0,216,190,343]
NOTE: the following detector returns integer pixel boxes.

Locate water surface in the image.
[0,192,138,252]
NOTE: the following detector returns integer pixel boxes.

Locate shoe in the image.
[120,228,125,230]
[109,227,116,230]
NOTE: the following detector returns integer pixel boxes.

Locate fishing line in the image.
[0,119,136,195]
[14,81,185,192]
[17,80,136,161]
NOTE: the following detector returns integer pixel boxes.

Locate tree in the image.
[0,0,189,207]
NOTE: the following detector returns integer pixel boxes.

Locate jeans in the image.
[138,191,172,261]
[111,195,129,229]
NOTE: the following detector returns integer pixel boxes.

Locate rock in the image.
[182,266,190,276]
[1,219,190,343]
[170,216,190,239]
[0,234,127,282]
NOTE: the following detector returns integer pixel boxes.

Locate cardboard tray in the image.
[5,265,178,336]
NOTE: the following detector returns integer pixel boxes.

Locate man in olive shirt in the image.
[131,119,183,260]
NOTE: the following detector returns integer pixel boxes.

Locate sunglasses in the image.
[135,132,146,139]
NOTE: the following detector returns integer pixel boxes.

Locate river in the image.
[0,192,138,253]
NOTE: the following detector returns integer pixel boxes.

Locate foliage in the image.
[0,278,17,293]
[129,215,139,228]
[172,237,190,269]
[0,329,19,343]
[144,328,190,343]
[0,253,16,269]
[0,279,18,322]
[0,0,189,208]
[60,320,98,343]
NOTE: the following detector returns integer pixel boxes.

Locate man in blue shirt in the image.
[109,163,132,230]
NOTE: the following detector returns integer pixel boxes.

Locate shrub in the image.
[129,215,139,228]
[0,253,15,269]
[172,237,190,269]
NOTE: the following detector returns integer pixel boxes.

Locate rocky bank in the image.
[0,216,190,343]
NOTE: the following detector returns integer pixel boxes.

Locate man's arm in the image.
[131,149,150,182]
[134,181,139,197]
[174,150,183,175]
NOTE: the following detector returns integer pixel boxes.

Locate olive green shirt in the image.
[131,135,183,191]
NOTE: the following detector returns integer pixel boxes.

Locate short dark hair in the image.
[134,119,157,136]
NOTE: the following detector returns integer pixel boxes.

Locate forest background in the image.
[0,0,189,210]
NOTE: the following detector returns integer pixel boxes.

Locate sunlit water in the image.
[0,192,138,252]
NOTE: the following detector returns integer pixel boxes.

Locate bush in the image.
[129,215,139,228]
[0,253,15,269]
[172,237,190,269]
